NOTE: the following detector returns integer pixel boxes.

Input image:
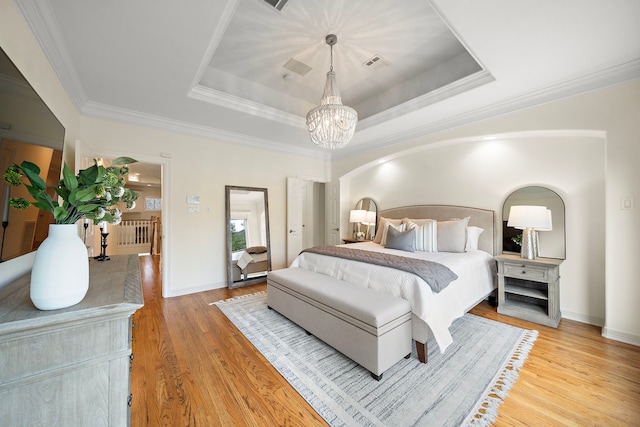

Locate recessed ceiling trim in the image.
[357,69,495,132]
[188,0,239,91]
[333,59,640,160]
[188,84,306,128]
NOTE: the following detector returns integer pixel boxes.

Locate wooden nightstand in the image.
[495,254,563,327]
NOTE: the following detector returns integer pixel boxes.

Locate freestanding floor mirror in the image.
[225,185,272,288]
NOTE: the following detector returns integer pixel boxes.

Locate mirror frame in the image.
[502,186,566,259]
[225,185,272,288]
[351,197,378,241]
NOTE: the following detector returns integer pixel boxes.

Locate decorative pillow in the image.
[405,220,437,252]
[437,217,470,253]
[373,217,403,244]
[384,226,415,252]
[465,226,484,252]
[380,222,406,246]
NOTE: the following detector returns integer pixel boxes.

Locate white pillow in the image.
[380,222,406,246]
[405,220,437,252]
[373,217,403,244]
[437,217,470,253]
[465,226,484,252]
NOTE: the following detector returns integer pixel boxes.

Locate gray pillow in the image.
[385,226,416,252]
[437,217,469,253]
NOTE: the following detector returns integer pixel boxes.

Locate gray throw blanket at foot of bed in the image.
[301,246,458,292]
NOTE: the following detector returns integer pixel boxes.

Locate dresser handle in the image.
[127,394,133,407]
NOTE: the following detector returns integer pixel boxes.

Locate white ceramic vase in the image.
[30,224,89,310]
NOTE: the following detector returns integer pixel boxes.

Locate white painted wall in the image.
[343,133,605,326]
[334,81,640,345]
[76,116,327,296]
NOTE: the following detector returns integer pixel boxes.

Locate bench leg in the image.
[404,353,411,359]
[371,372,383,381]
[416,341,428,364]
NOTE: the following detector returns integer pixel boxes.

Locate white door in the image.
[287,177,306,265]
[325,182,340,245]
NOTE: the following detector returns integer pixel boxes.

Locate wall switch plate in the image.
[621,197,634,210]
[187,204,200,213]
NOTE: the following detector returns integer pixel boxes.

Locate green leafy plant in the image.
[511,234,522,246]
[4,157,139,225]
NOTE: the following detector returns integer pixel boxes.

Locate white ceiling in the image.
[15,0,640,159]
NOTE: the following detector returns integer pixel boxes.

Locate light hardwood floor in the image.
[131,255,640,426]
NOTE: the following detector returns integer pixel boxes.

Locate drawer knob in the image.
[522,270,526,274]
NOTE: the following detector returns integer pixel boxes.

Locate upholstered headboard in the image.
[378,205,495,255]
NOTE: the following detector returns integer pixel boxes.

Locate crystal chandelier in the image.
[306,34,358,149]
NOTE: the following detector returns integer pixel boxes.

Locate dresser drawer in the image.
[503,262,549,281]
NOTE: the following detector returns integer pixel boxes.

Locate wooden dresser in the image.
[0,255,144,426]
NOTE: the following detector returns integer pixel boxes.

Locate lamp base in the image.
[520,227,539,259]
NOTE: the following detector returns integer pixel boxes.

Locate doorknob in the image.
[289,229,295,233]
[333,228,339,231]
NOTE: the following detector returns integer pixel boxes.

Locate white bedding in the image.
[290,241,496,353]
[236,250,268,270]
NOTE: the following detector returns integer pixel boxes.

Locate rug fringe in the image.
[467,328,539,426]
[209,290,266,306]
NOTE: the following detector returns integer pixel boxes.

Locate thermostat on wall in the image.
[187,195,200,204]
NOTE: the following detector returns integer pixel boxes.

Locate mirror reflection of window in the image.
[230,219,247,252]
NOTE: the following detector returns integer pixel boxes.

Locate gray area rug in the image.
[213,292,537,427]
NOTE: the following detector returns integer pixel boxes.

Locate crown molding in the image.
[188,84,306,129]
[16,0,88,109]
[81,101,329,160]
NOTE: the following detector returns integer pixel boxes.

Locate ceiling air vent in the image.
[263,0,289,12]
[363,54,390,71]
[283,57,312,76]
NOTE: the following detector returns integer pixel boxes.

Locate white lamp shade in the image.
[365,211,376,225]
[507,205,549,229]
[349,209,367,223]
[538,209,553,231]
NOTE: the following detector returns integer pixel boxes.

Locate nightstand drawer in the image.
[503,262,549,281]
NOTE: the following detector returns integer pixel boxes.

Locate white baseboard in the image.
[602,326,640,347]
[561,310,604,327]
[168,281,226,297]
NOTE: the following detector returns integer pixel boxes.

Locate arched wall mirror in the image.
[502,186,566,259]
[225,186,271,288]
[350,198,378,241]
[0,47,65,262]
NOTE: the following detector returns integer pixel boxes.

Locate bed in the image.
[232,246,269,282]
[289,205,497,361]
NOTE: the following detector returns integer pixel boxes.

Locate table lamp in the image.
[507,205,551,259]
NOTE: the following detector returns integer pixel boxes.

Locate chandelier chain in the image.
[330,44,334,72]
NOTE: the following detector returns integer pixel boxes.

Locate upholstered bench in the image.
[267,267,412,380]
